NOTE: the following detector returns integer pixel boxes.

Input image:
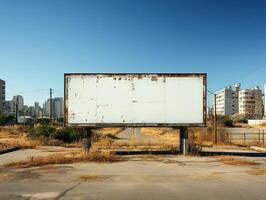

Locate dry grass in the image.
[241,124,253,128]
[0,137,63,149]
[215,156,257,166]
[0,125,67,150]
[96,128,124,136]
[4,150,123,168]
[259,122,266,127]
[92,137,114,150]
[246,167,266,175]
[140,128,179,142]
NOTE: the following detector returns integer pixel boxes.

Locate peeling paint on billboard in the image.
[64,73,207,127]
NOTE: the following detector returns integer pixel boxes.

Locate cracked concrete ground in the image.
[0,155,266,200]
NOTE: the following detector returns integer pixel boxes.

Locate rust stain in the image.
[151,76,158,81]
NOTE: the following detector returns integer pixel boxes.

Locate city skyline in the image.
[0,0,265,105]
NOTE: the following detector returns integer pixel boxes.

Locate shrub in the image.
[53,128,83,143]
[0,113,6,125]
[28,125,56,139]
[27,125,83,143]
[36,118,51,125]
[231,113,248,123]
[0,113,15,125]
[223,116,233,127]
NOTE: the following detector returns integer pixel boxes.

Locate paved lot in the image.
[0,155,266,200]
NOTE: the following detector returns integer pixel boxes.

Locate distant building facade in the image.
[3,100,16,116]
[43,97,64,118]
[12,95,24,113]
[0,79,6,113]
[238,86,263,119]
[53,97,64,118]
[214,83,240,116]
[34,102,42,117]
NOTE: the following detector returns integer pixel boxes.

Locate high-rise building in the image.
[53,97,64,118]
[239,86,263,119]
[43,97,64,118]
[214,83,240,116]
[12,95,24,113]
[0,79,6,113]
[34,102,42,117]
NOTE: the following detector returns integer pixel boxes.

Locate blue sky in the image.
[0,0,265,106]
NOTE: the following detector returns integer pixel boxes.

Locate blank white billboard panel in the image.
[64,74,206,127]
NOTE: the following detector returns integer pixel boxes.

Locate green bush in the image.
[0,113,6,125]
[231,113,248,123]
[53,128,83,143]
[223,116,233,127]
[36,118,51,125]
[28,125,56,139]
[28,125,83,143]
[0,113,15,125]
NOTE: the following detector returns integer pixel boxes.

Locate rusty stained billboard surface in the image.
[64,73,207,127]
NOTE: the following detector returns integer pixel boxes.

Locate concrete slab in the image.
[0,155,266,200]
[201,146,266,157]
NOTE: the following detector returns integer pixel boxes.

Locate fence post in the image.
[244,133,246,145]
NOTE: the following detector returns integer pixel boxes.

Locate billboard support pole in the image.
[180,127,188,155]
[83,128,92,153]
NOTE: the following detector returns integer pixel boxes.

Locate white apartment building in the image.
[214,83,240,116]
[0,79,6,113]
[239,86,263,119]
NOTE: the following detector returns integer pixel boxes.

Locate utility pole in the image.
[208,90,217,145]
[50,88,53,122]
[15,101,18,124]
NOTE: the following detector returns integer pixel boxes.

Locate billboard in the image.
[64,73,207,127]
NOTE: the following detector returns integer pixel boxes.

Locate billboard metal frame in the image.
[64,73,207,128]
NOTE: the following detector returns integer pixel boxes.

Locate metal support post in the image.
[83,128,92,153]
[180,127,188,155]
[214,94,217,144]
